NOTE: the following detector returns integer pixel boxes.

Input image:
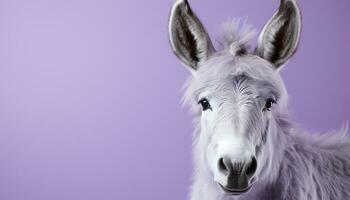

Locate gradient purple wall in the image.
[0,0,348,199]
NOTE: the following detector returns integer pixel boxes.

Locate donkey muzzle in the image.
[217,157,257,195]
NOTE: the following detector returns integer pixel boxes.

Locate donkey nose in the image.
[217,157,257,191]
[218,157,257,177]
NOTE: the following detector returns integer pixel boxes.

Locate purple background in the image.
[0,0,349,199]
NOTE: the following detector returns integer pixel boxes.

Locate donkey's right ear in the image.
[169,0,215,71]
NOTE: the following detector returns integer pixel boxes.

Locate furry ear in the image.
[168,0,215,71]
[255,0,301,69]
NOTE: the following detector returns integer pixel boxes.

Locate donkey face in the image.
[169,0,301,196]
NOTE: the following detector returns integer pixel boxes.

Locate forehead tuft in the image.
[196,54,276,85]
[218,19,256,57]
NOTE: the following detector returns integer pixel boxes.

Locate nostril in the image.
[218,158,230,175]
[245,157,257,177]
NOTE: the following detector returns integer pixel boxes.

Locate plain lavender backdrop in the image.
[0,0,348,200]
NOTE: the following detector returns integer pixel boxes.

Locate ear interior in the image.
[169,0,215,70]
[255,0,301,69]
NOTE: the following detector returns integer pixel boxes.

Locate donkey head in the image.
[169,0,301,196]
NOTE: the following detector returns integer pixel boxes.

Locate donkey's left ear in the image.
[255,0,301,69]
[168,0,215,71]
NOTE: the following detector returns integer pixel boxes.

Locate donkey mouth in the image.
[219,184,252,195]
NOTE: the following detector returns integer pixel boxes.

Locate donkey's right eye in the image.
[199,98,212,111]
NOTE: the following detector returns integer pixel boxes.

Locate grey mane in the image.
[272,114,350,199]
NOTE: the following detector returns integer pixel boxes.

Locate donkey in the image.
[168,0,350,199]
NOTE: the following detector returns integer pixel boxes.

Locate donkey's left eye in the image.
[198,98,212,111]
[264,98,276,111]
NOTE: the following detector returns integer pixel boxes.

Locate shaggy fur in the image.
[169,1,350,199]
[184,24,350,200]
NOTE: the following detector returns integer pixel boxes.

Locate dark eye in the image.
[198,98,212,111]
[264,98,276,111]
